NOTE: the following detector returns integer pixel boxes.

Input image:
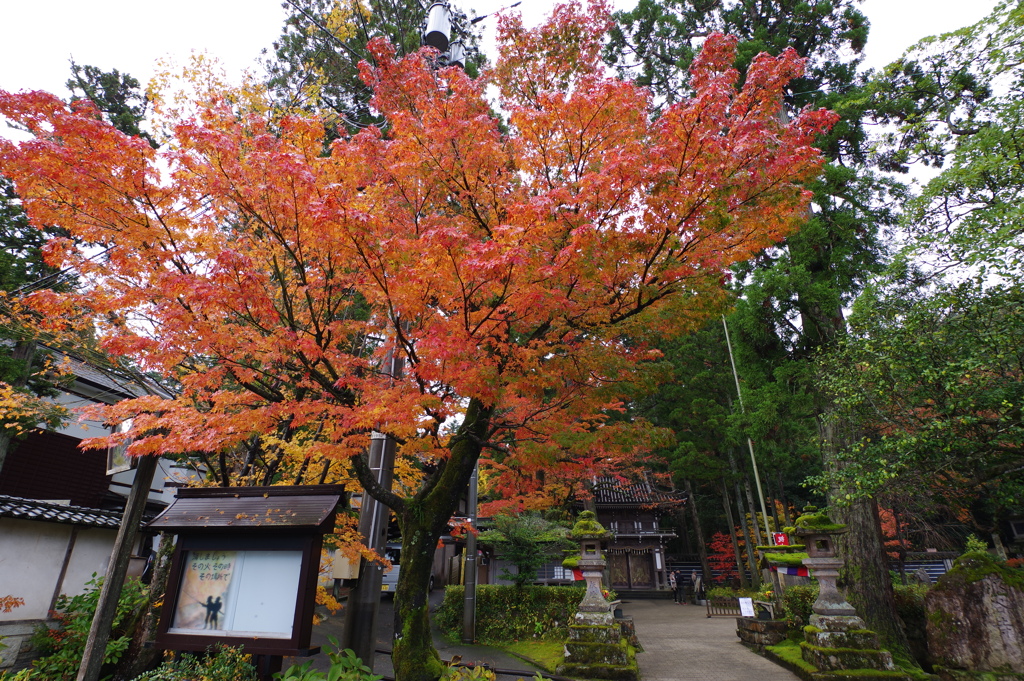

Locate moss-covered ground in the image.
[497,640,565,672]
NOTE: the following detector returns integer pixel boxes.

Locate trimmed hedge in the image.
[435,585,585,643]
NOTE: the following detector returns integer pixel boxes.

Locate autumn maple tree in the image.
[0,2,833,678]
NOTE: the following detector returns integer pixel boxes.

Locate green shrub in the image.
[273,638,381,681]
[780,584,818,629]
[435,585,584,643]
[892,583,928,629]
[706,586,757,599]
[133,645,258,680]
[19,574,147,680]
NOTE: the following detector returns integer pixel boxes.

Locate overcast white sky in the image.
[0,0,1002,106]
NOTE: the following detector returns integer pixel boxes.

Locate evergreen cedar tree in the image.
[0,3,835,678]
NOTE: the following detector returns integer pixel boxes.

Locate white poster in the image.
[739,597,755,617]
[170,550,303,637]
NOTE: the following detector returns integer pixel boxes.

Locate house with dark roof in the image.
[476,475,687,593]
[590,475,687,592]
[0,351,194,672]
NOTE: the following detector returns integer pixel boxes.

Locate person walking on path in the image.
[668,570,679,603]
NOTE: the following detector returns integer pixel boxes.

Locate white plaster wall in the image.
[61,527,115,598]
[0,520,117,623]
[0,519,73,621]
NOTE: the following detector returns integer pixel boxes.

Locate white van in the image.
[380,542,437,594]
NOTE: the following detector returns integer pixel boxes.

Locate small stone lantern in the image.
[793,507,857,621]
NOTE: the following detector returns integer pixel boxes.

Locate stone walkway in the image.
[298,595,801,680]
[629,600,800,681]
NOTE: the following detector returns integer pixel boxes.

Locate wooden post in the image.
[77,454,157,681]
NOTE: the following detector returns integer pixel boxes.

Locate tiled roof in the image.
[147,485,345,532]
[591,475,688,507]
[0,494,124,529]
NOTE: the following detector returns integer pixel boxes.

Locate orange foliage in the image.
[0,2,833,511]
[1,595,24,613]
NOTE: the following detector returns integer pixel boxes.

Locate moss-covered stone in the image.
[794,507,846,533]
[926,560,1024,674]
[940,552,1024,590]
[570,510,611,539]
[805,628,887,651]
[564,640,628,665]
[556,661,640,680]
[800,641,896,672]
[737,617,789,647]
[766,551,811,567]
[567,624,621,644]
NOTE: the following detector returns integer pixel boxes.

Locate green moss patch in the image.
[940,551,1024,590]
[499,640,565,672]
[765,552,810,567]
[766,639,818,674]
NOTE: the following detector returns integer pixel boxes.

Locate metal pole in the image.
[462,461,478,643]
[722,315,773,546]
[342,432,396,668]
[343,349,403,669]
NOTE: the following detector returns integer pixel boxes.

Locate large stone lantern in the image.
[793,507,899,675]
[572,511,613,621]
[793,508,858,621]
[557,511,638,680]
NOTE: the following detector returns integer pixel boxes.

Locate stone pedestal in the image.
[557,511,638,681]
[736,617,788,647]
[793,513,907,679]
[803,557,858,618]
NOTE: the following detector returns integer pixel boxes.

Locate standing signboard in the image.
[147,486,345,662]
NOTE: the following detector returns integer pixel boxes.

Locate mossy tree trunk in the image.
[819,412,911,658]
[354,398,492,681]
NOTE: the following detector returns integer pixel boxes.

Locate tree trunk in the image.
[729,450,760,588]
[384,399,491,681]
[777,469,792,527]
[113,533,175,681]
[821,414,911,657]
[720,480,749,588]
[743,477,764,547]
[834,496,910,654]
[77,455,158,681]
[684,479,712,582]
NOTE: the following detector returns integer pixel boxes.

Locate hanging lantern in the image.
[424,3,452,52]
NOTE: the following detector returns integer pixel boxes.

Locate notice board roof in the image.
[147,485,345,533]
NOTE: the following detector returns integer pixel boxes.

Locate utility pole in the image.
[343,351,403,670]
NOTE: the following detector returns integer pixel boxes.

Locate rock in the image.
[926,554,1024,675]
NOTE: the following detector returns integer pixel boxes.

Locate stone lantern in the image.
[557,511,638,680]
[792,507,898,675]
[794,510,857,621]
[573,512,612,620]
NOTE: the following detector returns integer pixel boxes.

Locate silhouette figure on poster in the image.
[203,596,224,629]
[204,596,215,628]
[210,597,223,629]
